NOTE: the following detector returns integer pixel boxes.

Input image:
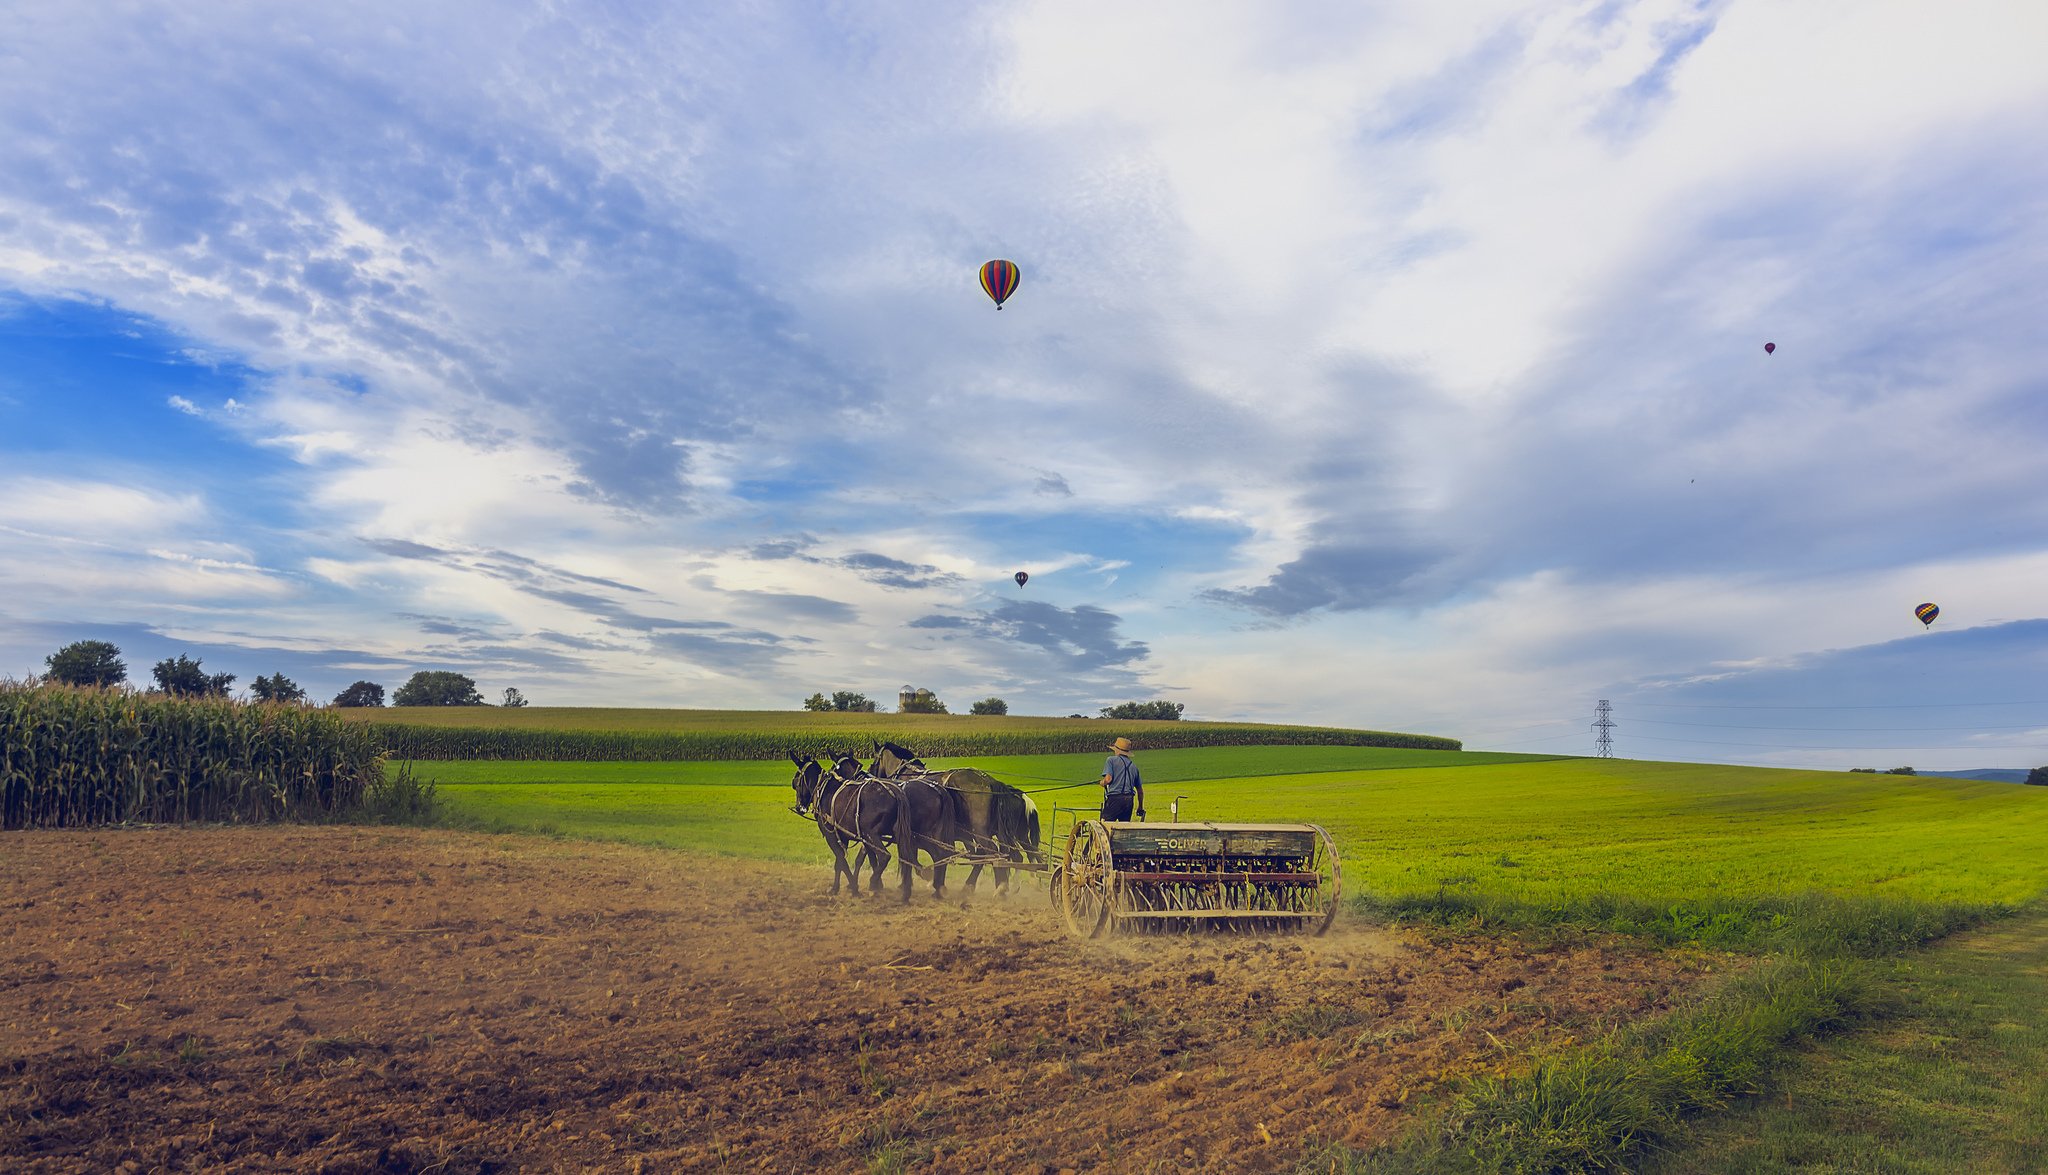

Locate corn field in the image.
[363,721,1461,762]
[1,682,383,828]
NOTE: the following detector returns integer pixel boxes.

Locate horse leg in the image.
[847,843,870,896]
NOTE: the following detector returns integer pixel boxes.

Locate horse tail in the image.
[1023,795,1043,863]
[890,779,915,900]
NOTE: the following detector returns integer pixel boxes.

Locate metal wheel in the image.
[1309,823,1343,936]
[1060,819,1115,938]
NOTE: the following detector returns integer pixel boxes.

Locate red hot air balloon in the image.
[1014,571,1029,588]
[980,260,1020,309]
[1764,342,1776,354]
[1915,602,1939,628]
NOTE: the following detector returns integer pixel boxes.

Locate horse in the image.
[823,749,963,901]
[788,750,907,900]
[871,741,1043,896]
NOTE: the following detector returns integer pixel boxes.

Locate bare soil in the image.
[0,828,1725,1173]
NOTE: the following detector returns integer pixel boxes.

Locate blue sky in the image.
[3,0,2045,768]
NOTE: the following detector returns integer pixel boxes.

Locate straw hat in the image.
[1108,737,1133,754]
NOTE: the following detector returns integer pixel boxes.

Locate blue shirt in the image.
[1103,754,1142,796]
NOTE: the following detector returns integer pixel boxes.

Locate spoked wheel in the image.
[1061,819,1115,938]
[1308,823,1343,936]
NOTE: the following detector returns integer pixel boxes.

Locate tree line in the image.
[38,640,527,708]
[799,687,1185,721]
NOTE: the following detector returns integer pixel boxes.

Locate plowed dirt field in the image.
[1,828,1720,1172]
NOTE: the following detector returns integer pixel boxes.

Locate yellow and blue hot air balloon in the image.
[979,259,1020,309]
[1915,602,1939,628]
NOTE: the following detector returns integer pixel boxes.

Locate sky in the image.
[2,0,2045,770]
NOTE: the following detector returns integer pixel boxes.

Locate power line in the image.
[1632,718,2048,732]
[1622,699,2048,711]
[1626,732,2048,751]
[1467,730,1595,748]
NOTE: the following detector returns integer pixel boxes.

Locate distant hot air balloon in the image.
[1915,602,1939,628]
[980,260,1020,309]
[1764,342,1776,354]
[1014,571,1029,589]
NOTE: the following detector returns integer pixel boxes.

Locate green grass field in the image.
[424,748,2048,905]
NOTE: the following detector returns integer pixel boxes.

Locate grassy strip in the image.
[1360,889,2002,957]
[1301,892,2007,1173]
[1306,953,1886,1174]
[343,761,442,826]
[1641,907,2048,1173]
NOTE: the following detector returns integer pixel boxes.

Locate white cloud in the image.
[0,1,2043,747]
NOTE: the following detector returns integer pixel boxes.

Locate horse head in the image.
[872,739,926,778]
[824,748,866,784]
[788,752,826,814]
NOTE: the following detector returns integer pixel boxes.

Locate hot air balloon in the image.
[980,260,1020,309]
[1915,602,1939,628]
[1764,342,1776,354]
[1014,571,1029,589]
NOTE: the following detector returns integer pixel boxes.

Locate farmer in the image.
[1099,736,1145,822]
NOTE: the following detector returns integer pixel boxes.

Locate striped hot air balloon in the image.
[1915,602,1939,628]
[979,259,1020,309]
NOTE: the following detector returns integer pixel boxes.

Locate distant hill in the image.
[1919,769,2035,784]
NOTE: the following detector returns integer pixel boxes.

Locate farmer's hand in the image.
[1136,808,1146,821]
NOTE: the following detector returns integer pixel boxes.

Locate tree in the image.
[332,681,386,708]
[969,697,1008,716]
[1100,700,1185,721]
[249,673,306,704]
[2026,767,2048,787]
[899,688,948,715]
[44,640,126,688]
[392,671,485,707]
[1885,766,1917,775]
[152,655,234,698]
[501,687,528,708]
[806,691,877,711]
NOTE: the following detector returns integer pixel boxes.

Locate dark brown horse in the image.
[788,750,907,900]
[871,741,1042,896]
[824,749,963,900]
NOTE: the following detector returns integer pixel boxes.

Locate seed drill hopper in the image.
[1054,819,1341,938]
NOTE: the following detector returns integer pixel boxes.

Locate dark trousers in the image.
[1101,792,1136,822]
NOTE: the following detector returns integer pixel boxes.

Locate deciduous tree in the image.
[899,688,947,714]
[332,681,386,708]
[44,640,125,688]
[249,673,307,704]
[1100,700,1184,721]
[969,697,1008,716]
[392,671,485,707]
[501,687,528,708]
[151,655,234,698]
